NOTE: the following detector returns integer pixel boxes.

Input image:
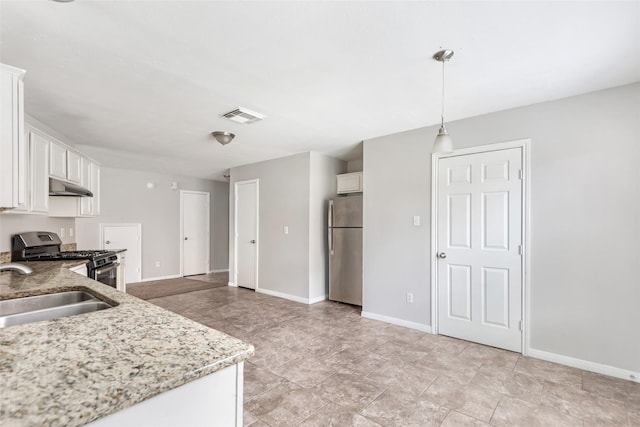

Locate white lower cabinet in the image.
[68,263,88,277]
[116,252,126,292]
[88,363,244,427]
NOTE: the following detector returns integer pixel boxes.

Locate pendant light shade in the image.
[432,49,454,153]
[433,125,454,153]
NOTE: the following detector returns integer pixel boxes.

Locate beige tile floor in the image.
[147,285,639,426]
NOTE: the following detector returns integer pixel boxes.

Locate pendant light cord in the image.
[441,59,445,128]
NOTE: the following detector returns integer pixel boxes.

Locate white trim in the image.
[209,269,229,274]
[430,139,531,355]
[180,190,210,277]
[228,281,237,287]
[99,223,142,283]
[528,348,640,384]
[255,288,315,305]
[361,311,432,333]
[233,179,259,291]
[236,362,244,426]
[137,274,181,283]
[309,295,328,304]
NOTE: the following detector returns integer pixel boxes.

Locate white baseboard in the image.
[527,348,639,383]
[361,311,432,333]
[139,274,181,283]
[209,269,229,274]
[309,295,328,304]
[228,282,237,287]
[255,288,316,305]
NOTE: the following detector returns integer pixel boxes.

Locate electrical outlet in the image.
[155,261,161,268]
[60,228,65,237]
[406,292,414,303]
[69,228,74,237]
[283,226,289,235]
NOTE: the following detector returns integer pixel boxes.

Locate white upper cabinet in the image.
[50,140,82,183]
[66,150,82,183]
[336,172,363,194]
[0,63,26,210]
[30,132,49,213]
[49,141,67,179]
[79,157,100,217]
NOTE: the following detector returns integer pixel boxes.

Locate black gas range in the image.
[12,231,119,288]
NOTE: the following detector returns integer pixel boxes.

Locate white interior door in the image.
[102,224,141,284]
[182,191,210,276]
[437,148,523,352]
[235,180,258,290]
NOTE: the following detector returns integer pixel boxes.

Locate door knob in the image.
[105,241,111,245]
[184,237,188,241]
[250,240,256,244]
[437,252,447,259]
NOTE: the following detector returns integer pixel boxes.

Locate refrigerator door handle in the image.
[328,200,334,228]
[329,227,334,255]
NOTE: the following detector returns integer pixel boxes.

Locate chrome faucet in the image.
[0,263,33,275]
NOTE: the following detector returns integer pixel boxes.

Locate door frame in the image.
[180,190,210,277]
[233,179,259,290]
[430,138,531,355]
[99,223,142,283]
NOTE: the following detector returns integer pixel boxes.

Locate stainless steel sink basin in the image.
[0,290,114,328]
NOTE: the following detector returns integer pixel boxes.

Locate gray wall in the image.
[0,214,75,252]
[230,153,311,298]
[309,153,347,300]
[229,152,345,301]
[363,83,640,373]
[76,167,229,280]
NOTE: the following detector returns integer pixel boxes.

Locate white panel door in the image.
[182,191,209,276]
[235,180,258,290]
[437,148,522,352]
[102,224,142,284]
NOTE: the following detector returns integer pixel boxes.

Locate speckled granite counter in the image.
[0,262,254,426]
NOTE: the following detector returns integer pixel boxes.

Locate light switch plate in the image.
[413,216,420,226]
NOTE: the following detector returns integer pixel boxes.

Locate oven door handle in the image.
[95,262,119,276]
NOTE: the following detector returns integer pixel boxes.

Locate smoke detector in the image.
[221,107,266,124]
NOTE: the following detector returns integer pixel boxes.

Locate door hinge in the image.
[518,169,523,180]
[518,320,523,331]
[518,245,523,255]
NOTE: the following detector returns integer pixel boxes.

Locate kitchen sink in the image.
[0,290,114,328]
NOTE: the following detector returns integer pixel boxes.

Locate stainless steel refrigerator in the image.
[328,195,363,306]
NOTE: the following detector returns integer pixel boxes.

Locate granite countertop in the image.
[0,261,254,426]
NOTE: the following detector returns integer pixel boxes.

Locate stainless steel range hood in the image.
[49,177,93,197]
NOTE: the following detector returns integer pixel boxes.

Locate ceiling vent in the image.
[221,107,266,124]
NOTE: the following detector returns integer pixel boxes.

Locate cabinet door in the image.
[30,133,49,213]
[91,163,100,215]
[66,150,82,183]
[49,142,67,179]
[79,157,92,216]
[336,172,363,194]
[10,130,30,212]
[0,64,26,209]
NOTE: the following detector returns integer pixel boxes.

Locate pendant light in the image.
[432,49,454,153]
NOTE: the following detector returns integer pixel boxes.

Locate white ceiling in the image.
[1,1,638,181]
